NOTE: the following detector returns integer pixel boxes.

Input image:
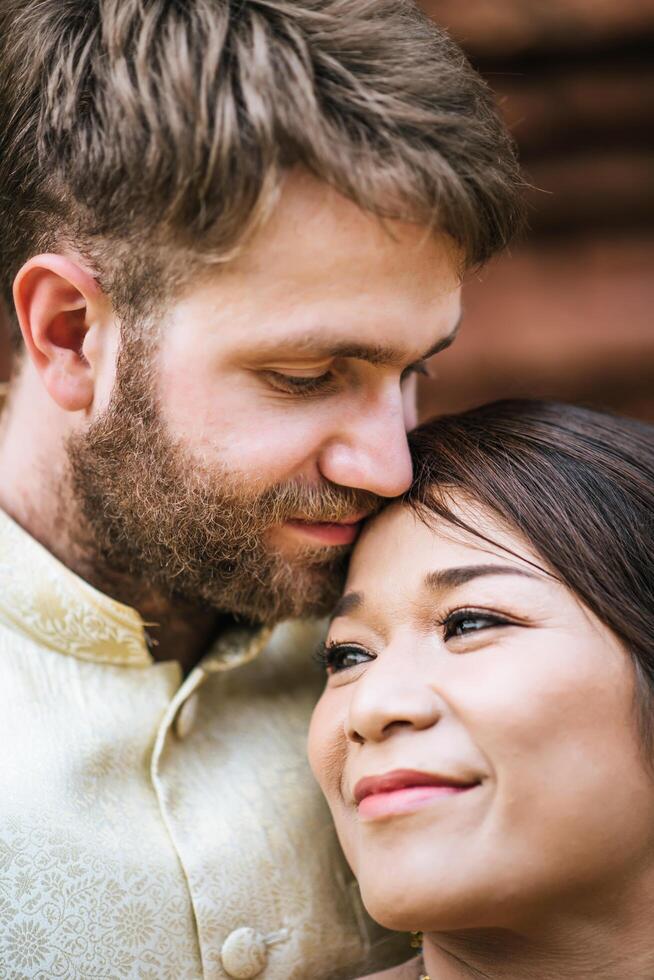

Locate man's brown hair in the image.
[0,0,523,344]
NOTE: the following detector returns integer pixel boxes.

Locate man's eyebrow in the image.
[254,318,461,367]
[424,564,543,592]
[330,591,364,621]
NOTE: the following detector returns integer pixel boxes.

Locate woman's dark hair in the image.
[406,400,654,747]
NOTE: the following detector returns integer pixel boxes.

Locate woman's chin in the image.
[360,894,432,935]
[355,863,502,936]
[357,879,462,934]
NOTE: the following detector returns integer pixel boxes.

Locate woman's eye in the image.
[315,642,374,674]
[442,609,511,642]
[263,370,337,396]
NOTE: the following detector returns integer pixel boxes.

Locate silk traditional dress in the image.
[0,508,401,978]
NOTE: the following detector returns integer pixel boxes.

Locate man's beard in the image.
[66,335,382,624]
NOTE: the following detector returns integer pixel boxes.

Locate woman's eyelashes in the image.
[317,610,516,674]
[315,641,375,674]
[441,608,514,642]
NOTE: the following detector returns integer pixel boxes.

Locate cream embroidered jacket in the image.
[0,509,400,978]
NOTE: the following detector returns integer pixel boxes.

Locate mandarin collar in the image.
[0,506,272,671]
[0,507,153,666]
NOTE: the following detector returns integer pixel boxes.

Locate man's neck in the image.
[129,590,222,673]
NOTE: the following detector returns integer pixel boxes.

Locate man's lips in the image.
[283,513,369,546]
[353,769,480,821]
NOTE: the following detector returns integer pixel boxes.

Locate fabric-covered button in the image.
[173,692,199,739]
[220,927,268,978]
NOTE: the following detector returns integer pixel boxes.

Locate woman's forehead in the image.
[350,501,533,578]
[336,504,551,632]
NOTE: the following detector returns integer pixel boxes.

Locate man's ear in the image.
[12,254,107,412]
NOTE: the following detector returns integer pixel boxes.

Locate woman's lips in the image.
[353,769,480,821]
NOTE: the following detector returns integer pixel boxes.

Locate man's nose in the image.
[345,650,441,744]
[317,390,413,498]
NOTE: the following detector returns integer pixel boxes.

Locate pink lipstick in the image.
[353,768,479,821]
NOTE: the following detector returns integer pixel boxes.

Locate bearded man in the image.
[0,1,522,976]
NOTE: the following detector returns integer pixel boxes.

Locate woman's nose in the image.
[345,654,441,744]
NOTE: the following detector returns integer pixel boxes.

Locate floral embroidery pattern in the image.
[113,902,157,948]
[0,812,200,979]
[0,511,149,666]
[4,921,50,969]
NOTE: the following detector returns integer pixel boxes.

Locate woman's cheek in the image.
[308,692,346,796]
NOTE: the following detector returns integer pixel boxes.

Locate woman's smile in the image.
[353,768,481,821]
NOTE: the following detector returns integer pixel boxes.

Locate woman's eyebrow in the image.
[330,591,364,621]
[425,564,542,591]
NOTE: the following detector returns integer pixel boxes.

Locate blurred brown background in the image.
[2,0,653,420]
[417,0,654,421]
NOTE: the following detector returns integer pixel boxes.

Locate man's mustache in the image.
[258,479,385,525]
